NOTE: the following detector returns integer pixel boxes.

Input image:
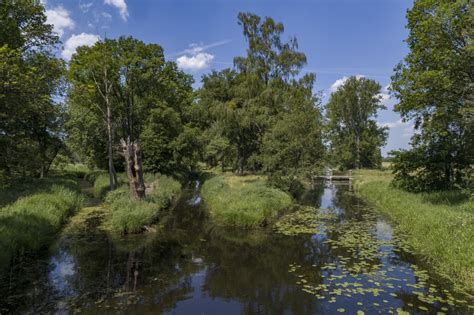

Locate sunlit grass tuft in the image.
[354,169,474,295]
[103,174,181,234]
[0,184,83,270]
[201,174,292,228]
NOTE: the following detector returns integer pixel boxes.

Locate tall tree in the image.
[67,37,196,196]
[326,76,388,169]
[0,0,64,179]
[198,13,325,178]
[390,0,473,191]
[68,41,119,190]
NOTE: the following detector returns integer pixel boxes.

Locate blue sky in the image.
[43,0,415,155]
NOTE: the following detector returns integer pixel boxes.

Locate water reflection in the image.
[0,182,472,314]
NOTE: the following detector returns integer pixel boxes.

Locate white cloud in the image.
[45,6,75,37]
[104,0,129,21]
[79,2,93,13]
[378,119,407,129]
[377,84,397,108]
[330,74,365,92]
[62,33,100,60]
[403,125,415,138]
[177,52,214,71]
[101,12,112,19]
[174,40,233,72]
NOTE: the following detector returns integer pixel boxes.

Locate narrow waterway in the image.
[0,182,472,314]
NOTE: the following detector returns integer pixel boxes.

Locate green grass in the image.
[201,174,292,228]
[103,174,181,234]
[90,172,127,198]
[0,172,82,207]
[0,184,83,270]
[353,169,474,295]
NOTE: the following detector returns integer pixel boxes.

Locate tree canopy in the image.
[325,76,388,170]
[197,13,325,190]
[390,0,473,191]
[0,0,64,179]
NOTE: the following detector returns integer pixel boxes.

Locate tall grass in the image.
[201,175,292,228]
[354,169,474,295]
[90,172,127,198]
[0,172,81,207]
[0,185,83,270]
[103,174,181,234]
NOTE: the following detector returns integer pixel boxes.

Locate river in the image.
[0,182,472,314]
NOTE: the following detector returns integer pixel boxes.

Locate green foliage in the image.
[354,170,474,294]
[325,76,388,170]
[390,0,473,191]
[201,175,292,228]
[267,171,305,198]
[0,0,58,50]
[197,13,325,177]
[0,1,65,179]
[67,37,198,180]
[104,174,181,233]
[0,184,83,270]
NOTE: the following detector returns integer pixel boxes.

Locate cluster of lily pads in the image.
[274,206,335,236]
[289,260,472,313]
[282,204,474,313]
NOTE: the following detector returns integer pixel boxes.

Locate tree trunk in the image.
[355,134,361,169]
[106,105,116,190]
[121,137,145,199]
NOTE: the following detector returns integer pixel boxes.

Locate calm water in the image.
[1,182,472,314]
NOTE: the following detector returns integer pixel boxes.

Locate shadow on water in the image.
[0,181,472,314]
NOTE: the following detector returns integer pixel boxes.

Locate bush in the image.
[0,185,83,270]
[201,175,292,228]
[268,172,305,198]
[104,174,181,234]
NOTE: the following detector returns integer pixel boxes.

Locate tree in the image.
[68,40,120,190]
[0,0,64,179]
[325,76,388,170]
[390,0,473,191]
[198,13,325,178]
[67,37,196,196]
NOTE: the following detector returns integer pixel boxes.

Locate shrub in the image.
[201,175,292,228]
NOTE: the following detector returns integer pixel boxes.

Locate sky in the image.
[42,0,415,156]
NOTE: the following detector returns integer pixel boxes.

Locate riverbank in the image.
[201,173,292,228]
[353,169,474,295]
[0,172,84,270]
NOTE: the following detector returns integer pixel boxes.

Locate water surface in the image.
[1,182,472,314]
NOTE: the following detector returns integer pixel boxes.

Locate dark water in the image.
[1,182,472,314]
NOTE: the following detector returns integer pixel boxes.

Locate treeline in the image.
[1,0,472,196]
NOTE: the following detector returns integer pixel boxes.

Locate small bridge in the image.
[312,169,353,181]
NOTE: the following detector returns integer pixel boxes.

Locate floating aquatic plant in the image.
[274,206,335,236]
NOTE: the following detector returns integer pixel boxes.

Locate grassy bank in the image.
[354,169,474,295]
[0,175,83,270]
[0,172,82,207]
[96,173,181,234]
[201,174,292,228]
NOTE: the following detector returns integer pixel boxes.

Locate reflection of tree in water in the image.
[298,183,325,208]
[197,229,333,315]
[322,184,383,275]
